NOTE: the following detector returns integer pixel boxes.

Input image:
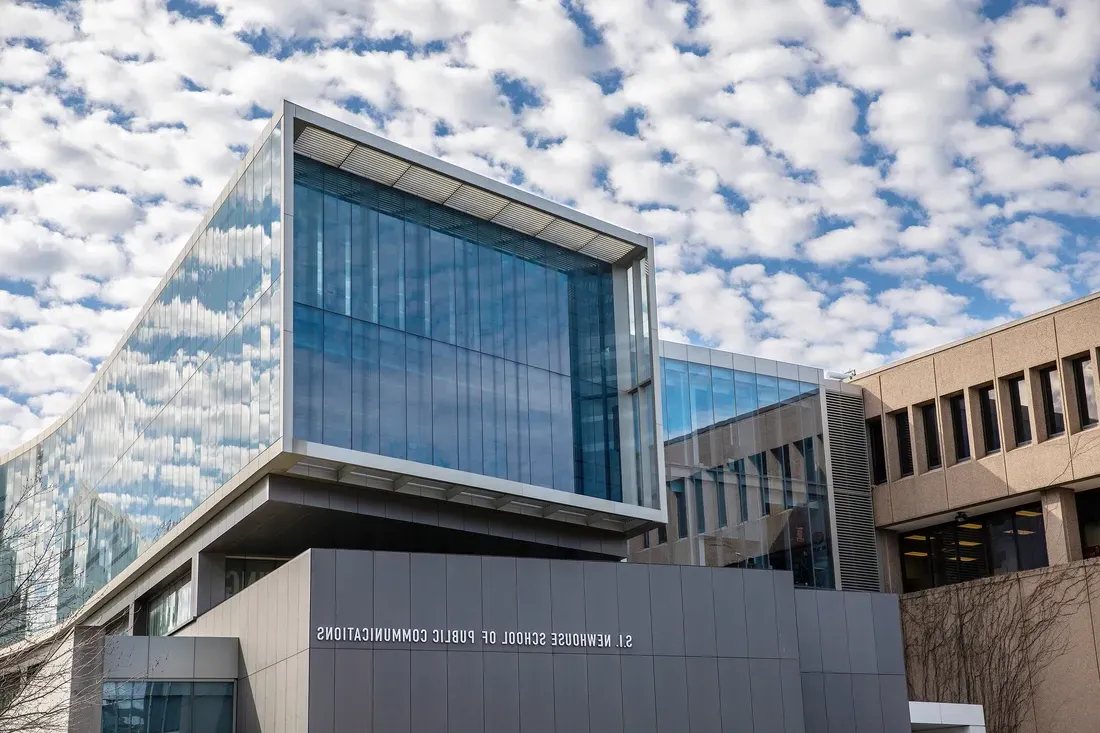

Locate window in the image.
[1078,490,1100,558]
[693,476,706,534]
[657,525,667,544]
[921,403,941,470]
[867,417,887,484]
[895,412,913,477]
[977,386,1000,453]
[642,531,650,549]
[147,575,192,637]
[713,469,728,528]
[225,557,288,599]
[1007,376,1032,446]
[1072,356,1098,428]
[949,394,970,461]
[773,445,793,508]
[672,480,688,538]
[898,502,1048,592]
[293,155,641,506]
[102,681,234,733]
[751,453,770,515]
[733,459,749,522]
[1038,367,1065,437]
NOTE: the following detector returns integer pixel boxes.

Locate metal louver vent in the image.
[580,234,634,261]
[826,389,882,592]
[340,146,409,186]
[292,121,643,265]
[491,202,555,236]
[295,126,356,167]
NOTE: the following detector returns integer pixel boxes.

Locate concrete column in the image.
[193,553,226,617]
[877,529,904,594]
[1042,488,1083,566]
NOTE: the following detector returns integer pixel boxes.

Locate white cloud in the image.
[0,0,1097,457]
[0,352,94,398]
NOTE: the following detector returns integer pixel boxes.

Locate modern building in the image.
[628,342,881,594]
[0,102,919,732]
[851,292,1100,733]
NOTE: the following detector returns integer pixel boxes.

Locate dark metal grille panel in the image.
[826,389,882,592]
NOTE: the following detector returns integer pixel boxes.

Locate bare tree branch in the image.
[902,564,1089,733]
[0,457,139,732]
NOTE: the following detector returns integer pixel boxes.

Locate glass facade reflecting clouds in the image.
[291,156,655,506]
[652,355,834,588]
[0,123,283,633]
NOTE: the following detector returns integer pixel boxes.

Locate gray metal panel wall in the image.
[306,552,810,733]
[176,552,311,733]
[825,389,883,592]
[794,588,909,733]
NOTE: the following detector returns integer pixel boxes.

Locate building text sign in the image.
[316,626,633,649]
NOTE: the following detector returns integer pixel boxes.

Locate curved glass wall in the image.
[291,156,648,505]
[656,356,834,588]
[0,124,283,637]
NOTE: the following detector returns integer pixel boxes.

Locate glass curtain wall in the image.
[661,357,833,588]
[0,124,284,636]
[102,682,234,733]
[291,156,652,507]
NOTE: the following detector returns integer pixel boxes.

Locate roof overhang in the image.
[287,103,649,266]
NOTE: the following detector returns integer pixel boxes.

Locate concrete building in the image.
[0,103,926,732]
[851,292,1100,733]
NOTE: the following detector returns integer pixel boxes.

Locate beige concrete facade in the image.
[853,293,1100,579]
[857,292,1100,733]
[902,559,1100,733]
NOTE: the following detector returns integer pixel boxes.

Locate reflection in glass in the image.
[899,503,1048,592]
[1039,367,1065,437]
[1073,357,1098,428]
[291,156,654,506]
[102,681,234,733]
[978,385,1001,453]
[0,123,284,636]
[1008,376,1031,446]
[658,357,834,588]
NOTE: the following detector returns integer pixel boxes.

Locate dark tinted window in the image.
[1073,356,1098,428]
[895,412,913,477]
[1007,376,1031,446]
[978,386,1000,453]
[1039,367,1065,437]
[693,476,706,534]
[225,557,288,599]
[773,445,793,509]
[899,503,1048,592]
[672,480,688,538]
[714,469,728,528]
[867,417,887,484]
[949,394,970,461]
[921,403,941,469]
[1078,489,1100,558]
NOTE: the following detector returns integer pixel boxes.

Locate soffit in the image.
[293,121,639,265]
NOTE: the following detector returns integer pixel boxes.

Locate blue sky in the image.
[0,0,1098,450]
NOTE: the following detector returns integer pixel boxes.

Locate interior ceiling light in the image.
[904,551,929,557]
[905,534,927,541]
[959,522,983,529]
[1016,509,1041,517]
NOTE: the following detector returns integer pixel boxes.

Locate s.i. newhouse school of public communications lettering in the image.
[0,102,996,733]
